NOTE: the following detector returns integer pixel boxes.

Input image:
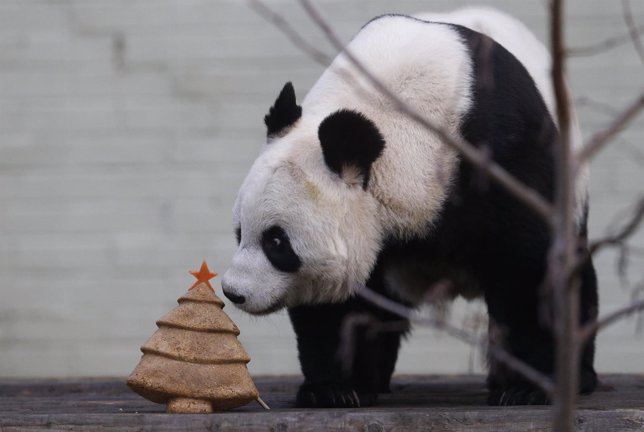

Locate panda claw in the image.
[488,386,550,406]
[295,382,375,408]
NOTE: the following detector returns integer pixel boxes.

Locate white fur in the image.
[224,118,383,313]
[223,16,473,313]
[303,16,473,238]
[415,8,555,116]
[223,8,589,313]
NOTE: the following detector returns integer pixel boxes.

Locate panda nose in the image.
[223,289,246,305]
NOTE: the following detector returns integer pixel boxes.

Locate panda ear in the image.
[318,109,385,189]
[264,82,302,138]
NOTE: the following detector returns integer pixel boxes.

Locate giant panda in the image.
[221,7,598,407]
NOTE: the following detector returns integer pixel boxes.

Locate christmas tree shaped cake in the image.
[127,262,266,413]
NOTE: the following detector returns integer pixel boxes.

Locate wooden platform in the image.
[1,375,643,431]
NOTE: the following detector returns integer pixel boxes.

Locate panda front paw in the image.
[487,386,551,406]
[295,381,377,408]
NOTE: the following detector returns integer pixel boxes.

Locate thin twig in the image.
[571,196,644,286]
[579,299,644,342]
[256,397,271,410]
[589,196,644,254]
[355,285,555,396]
[338,313,409,375]
[576,91,644,166]
[567,24,644,57]
[622,0,644,67]
[574,1,644,166]
[290,0,554,222]
[246,0,333,65]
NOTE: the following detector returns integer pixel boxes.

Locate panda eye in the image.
[261,225,301,273]
[262,229,285,251]
[267,236,282,248]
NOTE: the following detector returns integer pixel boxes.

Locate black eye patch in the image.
[261,225,301,273]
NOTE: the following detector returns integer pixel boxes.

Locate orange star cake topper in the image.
[189,261,218,291]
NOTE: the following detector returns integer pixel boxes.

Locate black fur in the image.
[264,82,302,137]
[288,18,598,408]
[318,109,385,189]
[452,25,597,405]
[262,225,301,273]
[289,265,409,408]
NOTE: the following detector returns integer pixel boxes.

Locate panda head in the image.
[221,82,385,315]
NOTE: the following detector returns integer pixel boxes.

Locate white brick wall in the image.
[1,0,643,378]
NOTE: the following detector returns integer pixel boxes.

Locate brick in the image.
[0,0,643,378]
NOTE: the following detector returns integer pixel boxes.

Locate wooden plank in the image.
[0,375,643,431]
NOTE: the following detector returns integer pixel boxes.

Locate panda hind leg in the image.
[483,274,555,406]
[485,330,556,406]
[485,259,599,406]
[578,253,599,395]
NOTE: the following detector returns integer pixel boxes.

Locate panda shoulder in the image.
[349,14,474,71]
[358,13,458,38]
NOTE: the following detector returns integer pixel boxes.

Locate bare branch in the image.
[550,0,580,430]
[246,0,332,65]
[580,298,644,342]
[571,196,644,287]
[589,196,644,255]
[338,313,408,376]
[622,0,644,67]
[569,0,644,202]
[292,0,553,222]
[567,24,644,57]
[576,91,644,165]
[355,285,555,396]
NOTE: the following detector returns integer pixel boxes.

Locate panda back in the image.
[301,16,477,238]
[298,12,584,240]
